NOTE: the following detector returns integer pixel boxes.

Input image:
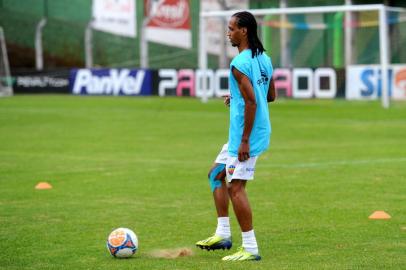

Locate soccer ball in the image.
[107,228,138,258]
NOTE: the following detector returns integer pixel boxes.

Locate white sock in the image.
[242,229,259,255]
[215,217,231,238]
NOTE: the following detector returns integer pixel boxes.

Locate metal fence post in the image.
[85,19,94,68]
[35,18,47,70]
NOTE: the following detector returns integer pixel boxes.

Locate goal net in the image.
[0,27,13,97]
[199,4,406,107]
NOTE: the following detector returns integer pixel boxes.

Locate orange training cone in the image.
[35,182,52,190]
[369,211,391,220]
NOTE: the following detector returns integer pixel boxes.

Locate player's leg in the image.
[211,166,228,217]
[209,143,230,226]
[210,165,231,239]
[196,163,232,250]
[228,180,251,232]
[222,157,261,261]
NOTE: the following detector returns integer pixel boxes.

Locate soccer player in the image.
[196,11,276,261]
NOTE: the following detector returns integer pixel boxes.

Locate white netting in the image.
[202,6,406,69]
[199,5,406,107]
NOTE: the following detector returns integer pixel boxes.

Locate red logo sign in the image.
[395,68,406,91]
[148,0,190,29]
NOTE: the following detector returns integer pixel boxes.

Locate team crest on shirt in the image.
[228,165,236,175]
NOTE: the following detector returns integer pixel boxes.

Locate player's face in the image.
[227,16,245,47]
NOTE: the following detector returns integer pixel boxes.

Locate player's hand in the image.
[222,95,230,107]
[238,141,250,162]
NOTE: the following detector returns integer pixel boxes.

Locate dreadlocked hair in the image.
[232,11,265,58]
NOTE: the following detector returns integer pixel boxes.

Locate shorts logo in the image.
[246,167,255,172]
[228,165,235,175]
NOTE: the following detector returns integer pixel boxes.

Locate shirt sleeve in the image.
[231,56,251,80]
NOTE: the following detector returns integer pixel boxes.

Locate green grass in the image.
[0,95,405,270]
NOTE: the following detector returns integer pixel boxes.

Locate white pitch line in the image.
[1,151,406,170]
[258,157,406,169]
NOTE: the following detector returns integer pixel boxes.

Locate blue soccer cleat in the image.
[196,235,232,251]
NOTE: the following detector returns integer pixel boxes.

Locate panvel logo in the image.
[70,69,152,96]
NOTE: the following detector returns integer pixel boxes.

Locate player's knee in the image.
[208,163,226,192]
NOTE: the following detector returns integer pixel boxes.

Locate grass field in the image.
[0,95,405,270]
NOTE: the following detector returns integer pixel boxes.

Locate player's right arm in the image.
[267,79,276,102]
[232,67,257,162]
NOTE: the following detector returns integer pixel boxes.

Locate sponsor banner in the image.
[145,0,191,49]
[12,67,344,98]
[92,0,136,37]
[70,69,152,96]
[154,68,229,97]
[273,68,345,99]
[346,65,406,100]
[12,70,70,93]
[154,68,345,99]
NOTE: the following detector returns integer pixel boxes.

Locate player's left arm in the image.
[232,67,257,162]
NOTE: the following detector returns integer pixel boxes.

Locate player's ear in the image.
[242,27,247,36]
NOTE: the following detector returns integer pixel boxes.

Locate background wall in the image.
[0,0,199,69]
[0,0,405,70]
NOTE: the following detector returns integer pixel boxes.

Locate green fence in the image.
[0,0,199,69]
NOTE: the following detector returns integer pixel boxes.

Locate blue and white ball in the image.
[107,228,138,258]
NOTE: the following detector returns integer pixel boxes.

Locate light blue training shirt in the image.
[228,49,273,157]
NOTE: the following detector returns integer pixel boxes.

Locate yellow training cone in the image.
[369,211,391,220]
[35,182,52,190]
